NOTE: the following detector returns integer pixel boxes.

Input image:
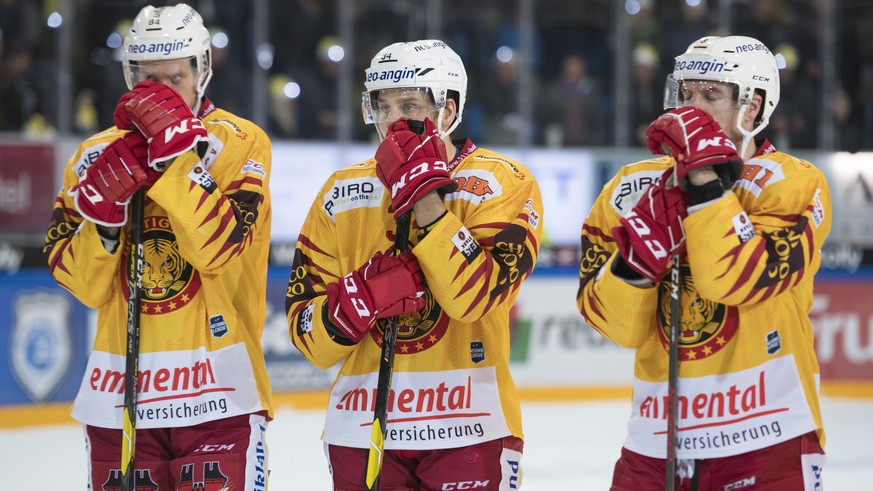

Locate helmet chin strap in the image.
[193,69,213,115]
[435,107,448,138]
[734,103,767,159]
[437,107,463,139]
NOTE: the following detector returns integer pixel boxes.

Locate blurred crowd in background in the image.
[1,0,871,151]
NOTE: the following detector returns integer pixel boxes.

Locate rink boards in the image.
[0,269,871,427]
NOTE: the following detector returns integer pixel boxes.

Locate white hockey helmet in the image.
[665,36,780,154]
[123,4,213,101]
[362,39,467,138]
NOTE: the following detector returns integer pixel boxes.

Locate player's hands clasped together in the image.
[327,251,427,343]
[72,131,158,227]
[645,107,743,190]
[375,118,457,219]
[114,81,210,169]
[612,169,687,283]
[616,106,745,281]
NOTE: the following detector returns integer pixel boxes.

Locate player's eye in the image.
[374,103,390,115]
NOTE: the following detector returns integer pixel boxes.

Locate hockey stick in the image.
[120,188,145,491]
[365,210,412,491]
[664,256,682,491]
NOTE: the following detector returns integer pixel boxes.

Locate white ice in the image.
[2,397,871,489]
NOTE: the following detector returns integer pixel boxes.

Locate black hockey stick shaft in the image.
[665,256,682,491]
[121,188,145,491]
[365,211,412,491]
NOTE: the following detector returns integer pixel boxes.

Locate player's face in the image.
[372,88,439,136]
[128,58,200,110]
[678,80,740,138]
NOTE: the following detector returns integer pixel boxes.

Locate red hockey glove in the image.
[116,81,209,169]
[112,89,137,131]
[375,118,457,219]
[72,132,159,227]
[326,251,426,343]
[645,107,743,188]
[612,170,687,283]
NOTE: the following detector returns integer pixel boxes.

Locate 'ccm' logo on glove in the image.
[342,275,373,319]
[390,160,449,198]
[694,134,736,153]
[80,184,105,205]
[624,212,670,260]
[164,118,206,144]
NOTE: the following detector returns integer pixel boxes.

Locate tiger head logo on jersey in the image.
[656,264,738,360]
[122,216,202,315]
[141,236,188,299]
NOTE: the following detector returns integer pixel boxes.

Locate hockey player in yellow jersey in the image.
[285,39,542,489]
[43,5,272,489]
[577,36,830,490]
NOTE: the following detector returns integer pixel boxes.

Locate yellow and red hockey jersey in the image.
[577,140,831,459]
[286,139,542,450]
[45,99,273,429]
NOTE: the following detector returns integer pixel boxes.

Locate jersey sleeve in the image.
[44,135,124,308]
[411,178,542,321]
[576,164,661,348]
[284,179,353,369]
[684,160,832,306]
[147,125,271,274]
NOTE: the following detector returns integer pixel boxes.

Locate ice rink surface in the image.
[3,397,871,489]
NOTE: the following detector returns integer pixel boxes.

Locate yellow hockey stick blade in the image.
[121,408,135,472]
[365,419,385,489]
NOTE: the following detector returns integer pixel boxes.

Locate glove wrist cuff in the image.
[611,253,645,281]
[96,225,121,254]
[321,300,356,346]
[686,178,725,206]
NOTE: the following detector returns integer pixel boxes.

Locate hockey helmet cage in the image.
[363,40,467,137]
[123,4,213,98]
